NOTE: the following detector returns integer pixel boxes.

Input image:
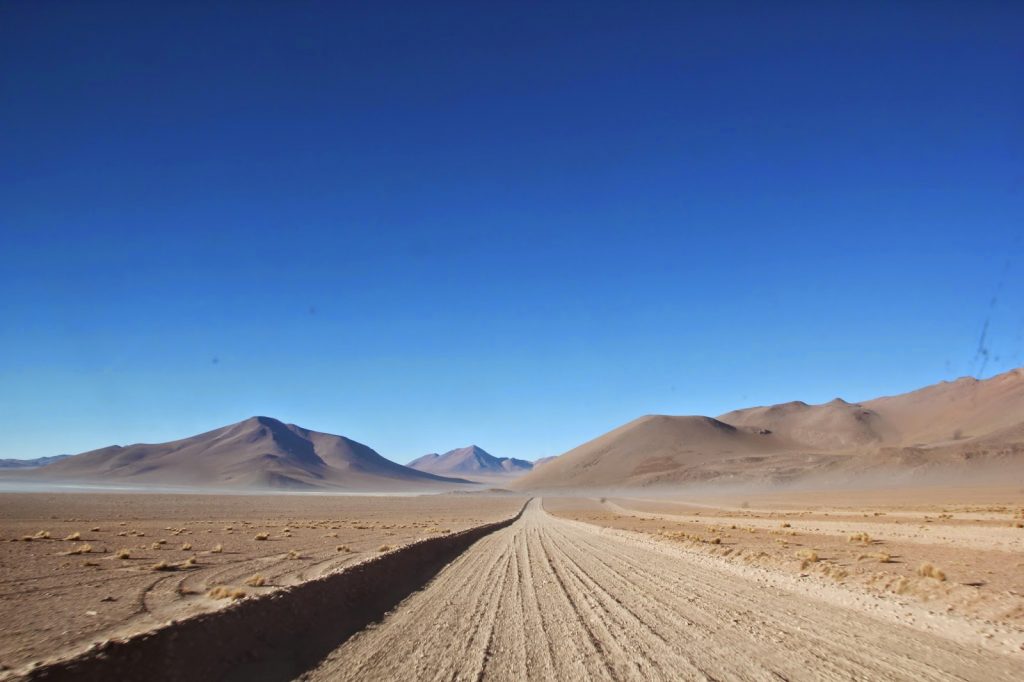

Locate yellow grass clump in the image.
[287,550,301,560]
[847,532,871,544]
[795,549,819,562]
[244,574,266,587]
[917,562,946,581]
[211,544,223,553]
[64,532,81,541]
[254,533,270,541]
[336,544,352,552]
[377,544,393,552]
[181,543,192,551]
[858,552,891,563]
[67,543,93,555]
[115,548,131,560]
[208,586,246,600]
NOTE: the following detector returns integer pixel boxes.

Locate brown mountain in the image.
[515,368,1024,490]
[408,446,532,481]
[512,415,793,489]
[28,417,472,491]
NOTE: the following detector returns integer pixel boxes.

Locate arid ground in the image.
[2,487,1023,680]
[0,492,525,675]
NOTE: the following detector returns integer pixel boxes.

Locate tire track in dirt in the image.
[305,498,1023,681]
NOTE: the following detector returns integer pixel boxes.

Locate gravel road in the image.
[305,499,1021,681]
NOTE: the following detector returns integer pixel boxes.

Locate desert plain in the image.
[1,370,1023,679]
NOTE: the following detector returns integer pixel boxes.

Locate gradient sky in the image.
[2,2,1022,463]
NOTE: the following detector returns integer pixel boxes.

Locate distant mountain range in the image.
[408,445,532,481]
[8,417,472,492]
[0,455,71,469]
[513,367,1024,490]
[7,367,1022,493]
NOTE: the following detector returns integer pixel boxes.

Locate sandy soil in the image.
[545,490,1024,630]
[0,492,525,672]
[305,499,1023,680]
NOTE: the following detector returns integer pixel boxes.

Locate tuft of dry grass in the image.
[287,550,300,560]
[336,544,352,552]
[917,562,946,581]
[150,542,162,550]
[151,560,176,571]
[254,533,270,541]
[181,543,192,551]
[377,544,393,552]
[210,544,223,553]
[66,543,93,555]
[35,530,51,539]
[244,574,266,587]
[847,532,871,545]
[795,549,819,562]
[63,532,81,541]
[115,548,131,560]
[858,552,891,563]
[208,586,246,600]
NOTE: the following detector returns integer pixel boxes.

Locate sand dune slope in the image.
[306,499,1020,681]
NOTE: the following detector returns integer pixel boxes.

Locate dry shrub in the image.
[181,543,192,551]
[858,552,891,563]
[377,544,393,552]
[208,586,246,600]
[254,533,270,541]
[179,556,197,568]
[115,548,131,560]
[287,550,301,560]
[150,542,162,550]
[210,544,223,553]
[917,562,946,581]
[795,549,819,562]
[35,530,51,539]
[67,543,93,555]
[151,560,175,571]
[848,532,871,544]
[336,544,352,553]
[244,574,266,587]
[64,532,81,541]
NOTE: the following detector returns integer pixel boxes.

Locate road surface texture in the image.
[304,499,1021,681]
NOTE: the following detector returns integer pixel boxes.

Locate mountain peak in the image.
[408,445,533,477]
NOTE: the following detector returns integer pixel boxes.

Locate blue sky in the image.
[2,2,1021,462]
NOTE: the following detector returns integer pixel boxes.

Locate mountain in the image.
[0,455,71,469]
[408,445,532,481]
[515,368,1024,490]
[512,415,792,489]
[19,417,473,492]
[718,399,897,451]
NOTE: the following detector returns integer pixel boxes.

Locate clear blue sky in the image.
[2,2,1021,463]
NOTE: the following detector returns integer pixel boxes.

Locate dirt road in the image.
[304,499,1022,681]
